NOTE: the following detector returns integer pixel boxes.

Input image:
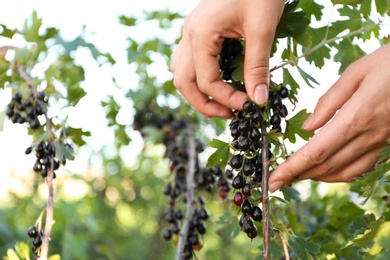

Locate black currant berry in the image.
[242,184,252,197]
[28,225,38,238]
[225,168,234,179]
[242,160,254,176]
[243,101,257,113]
[247,226,258,239]
[251,206,263,222]
[25,146,33,155]
[199,207,209,220]
[270,113,281,126]
[163,229,173,240]
[229,154,243,170]
[250,127,261,142]
[33,235,42,247]
[232,175,245,189]
[239,214,247,227]
[237,136,252,151]
[278,86,290,99]
[163,184,172,195]
[233,192,244,206]
[251,110,263,125]
[241,199,252,214]
[243,219,255,233]
[271,94,283,110]
[238,119,251,134]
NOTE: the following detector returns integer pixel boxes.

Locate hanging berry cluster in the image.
[134,108,230,259]
[5,90,48,129]
[27,225,43,259]
[219,38,291,240]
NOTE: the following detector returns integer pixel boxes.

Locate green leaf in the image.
[302,27,332,68]
[214,215,241,240]
[231,64,244,82]
[68,126,91,147]
[288,235,321,259]
[345,220,390,256]
[351,162,390,204]
[284,109,314,143]
[331,6,362,35]
[296,65,319,88]
[0,24,17,38]
[298,0,325,20]
[375,0,390,15]
[281,185,301,201]
[6,248,20,260]
[0,108,5,131]
[378,141,390,161]
[119,15,138,26]
[67,83,86,106]
[332,0,364,5]
[48,255,61,260]
[23,11,42,43]
[276,0,310,39]
[283,68,300,103]
[206,138,230,169]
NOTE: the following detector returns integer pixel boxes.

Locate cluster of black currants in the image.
[133,107,229,258]
[162,195,208,259]
[219,38,243,81]
[27,225,43,258]
[5,90,48,130]
[227,101,266,239]
[25,140,60,179]
[268,85,290,133]
[160,117,216,259]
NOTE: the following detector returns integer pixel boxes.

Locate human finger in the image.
[312,146,382,183]
[173,39,233,118]
[295,128,385,181]
[302,64,362,131]
[268,110,355,193]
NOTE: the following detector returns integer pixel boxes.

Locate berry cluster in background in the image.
[134,108,231,259]
[5,90,48,129]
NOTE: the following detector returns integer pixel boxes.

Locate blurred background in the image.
[0,1,388,260]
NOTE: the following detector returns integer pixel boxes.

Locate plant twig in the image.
[175,124,196,260]
[18,64,54,260]
[278,229,290,260]
[260,119,271,260]
[270,22,380,72]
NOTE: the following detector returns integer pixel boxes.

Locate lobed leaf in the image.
[206,138,230,169]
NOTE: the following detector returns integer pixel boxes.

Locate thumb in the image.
[243,36,272,105]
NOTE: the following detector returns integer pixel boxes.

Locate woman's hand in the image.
[269,44,390,193]
[171,0,285,118]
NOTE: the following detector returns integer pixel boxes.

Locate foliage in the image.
[1,0,390,259]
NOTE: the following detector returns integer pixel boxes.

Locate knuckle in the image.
[302,146,326,166]
[315,161,334,177]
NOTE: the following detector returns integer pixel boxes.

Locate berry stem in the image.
[17,65,55,260]
[175,124,196,260]
[260,118,271,260]
[278,229,290,260]
[40,157,55,260]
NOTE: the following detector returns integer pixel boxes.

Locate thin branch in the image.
[270,22,380,72]
[261,119,271,260]
[175,124,196,260]
[278,229,290,260]
[40,157,55,260]
[18,65,54,260]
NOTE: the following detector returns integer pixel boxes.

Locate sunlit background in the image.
[0,0,389,259]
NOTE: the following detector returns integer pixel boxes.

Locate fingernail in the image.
[302,113,314,130]
[254,84,268,104]
[269,181,284,193]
